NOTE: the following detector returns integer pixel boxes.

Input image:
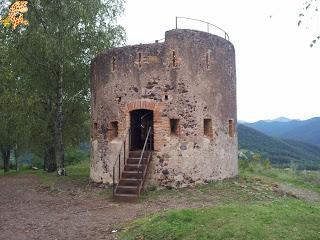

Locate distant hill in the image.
[244,117,320,146]
[238,124,320,170]
[272,117,293,122]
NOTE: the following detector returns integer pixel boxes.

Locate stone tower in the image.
[90,29,238,189]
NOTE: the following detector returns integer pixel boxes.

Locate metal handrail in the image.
[112,128,131,197]
[175,16,230,41]
[136,127,152,196]
[137,127,152,176]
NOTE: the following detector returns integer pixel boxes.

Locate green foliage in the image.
[262,158,271,169]
[1,0,125,170]
[238,124,320,170]
[65,148,89,166]
[239,150,271,173]
[119,199,320,240]
[298,0,320,47]
[31,155,43,168]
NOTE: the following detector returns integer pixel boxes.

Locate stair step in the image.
[114,193,138,202]
[117,185,138,189]
[127,158,148,164]
[119,178,141,186]
[116,185,139,194]
[126,164,145,166]
[129,151,150,158]
[124,164,146,171]
[122,171,143,179]
[112,150,152,202]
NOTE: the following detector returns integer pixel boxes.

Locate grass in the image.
[242,166,320,194]
[119,199,320,240]
[35,161,90,182]
[1,160,90,190]
[119,164,320,240]
[140,177,279,206]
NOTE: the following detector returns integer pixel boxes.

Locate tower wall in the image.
[90,29,238,188]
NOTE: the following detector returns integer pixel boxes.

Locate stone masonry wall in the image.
[90,29,238,188]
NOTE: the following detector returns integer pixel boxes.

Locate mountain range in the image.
[238,124,320,170]
[243,117,320,146]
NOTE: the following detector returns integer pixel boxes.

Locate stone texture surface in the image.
[90,29,238,188]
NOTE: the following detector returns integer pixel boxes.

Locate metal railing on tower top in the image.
[175,16,230,41]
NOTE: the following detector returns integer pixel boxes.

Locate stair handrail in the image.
[137,126,152,194]
[112,127,131,197]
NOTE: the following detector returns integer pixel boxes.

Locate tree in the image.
[9,0,125,174]
[298,0,320,47]
[0,27,32,173]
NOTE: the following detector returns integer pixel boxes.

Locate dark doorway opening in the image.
[130,109,154,150]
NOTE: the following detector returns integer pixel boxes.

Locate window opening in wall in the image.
[228,119,234,137]
[170,119,180,136]
[109,121,118,140]
[172,50,177,67]
[112,56,116,71]
[138,52,142,68]
[204,119,213,137]
[206,52,210,69]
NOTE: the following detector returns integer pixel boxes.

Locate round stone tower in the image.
[90,29,238,188]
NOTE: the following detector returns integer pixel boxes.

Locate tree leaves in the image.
[298,0,319,47]
[1,0,125,169]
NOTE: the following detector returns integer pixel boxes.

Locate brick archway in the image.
[123,99,167,151]
[126,99,157,112]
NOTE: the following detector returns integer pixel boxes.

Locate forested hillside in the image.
[238,124,320,170]
[245,117,320,146]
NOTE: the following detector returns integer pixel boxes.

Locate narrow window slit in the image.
[172,51,177,67]
[228,119,234,137]
[109,121,118,140]
[138,53,142,68]
[204,119,213,138]
[170,119,180,136]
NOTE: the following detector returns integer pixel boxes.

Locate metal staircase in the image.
[112,127,152,201]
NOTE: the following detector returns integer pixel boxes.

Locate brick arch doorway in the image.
[130,109,154,150]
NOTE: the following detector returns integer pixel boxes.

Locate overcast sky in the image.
[118,0,320,122]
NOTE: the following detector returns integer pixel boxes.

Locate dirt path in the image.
[275,183,320,203]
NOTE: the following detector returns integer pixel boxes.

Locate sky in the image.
[118,0,320,122]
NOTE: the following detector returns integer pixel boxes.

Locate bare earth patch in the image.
[275,183,320,203]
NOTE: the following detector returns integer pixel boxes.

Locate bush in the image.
[31,155,44,168]
[65,148,89,166]
[239,150,272,173]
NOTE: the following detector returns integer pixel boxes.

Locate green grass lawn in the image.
[119,199,320,240]
[120,165,320,240]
